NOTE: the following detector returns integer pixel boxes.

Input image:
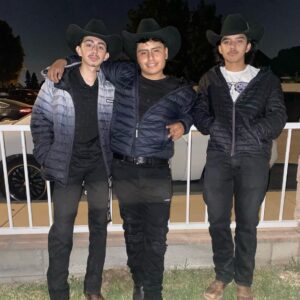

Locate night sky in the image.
[0,0,300,83]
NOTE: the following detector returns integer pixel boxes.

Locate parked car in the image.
[0,114,47,201]
[0,98,32,122]
[0,90,9,98]
[8,89,38,105]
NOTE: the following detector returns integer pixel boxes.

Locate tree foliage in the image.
[186,1,221,81]
[271,46,300,77]
[25,70,40,89]
[127,0,221,82]
[30,72,40,89]
[0,20,24,86]
[25,70,31,88]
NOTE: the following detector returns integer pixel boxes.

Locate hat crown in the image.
[221,14,249,36]
[136,18,161,34]
[84,19,109,36]
[206,13,264,46]
[122,18,181,61]
[66,18,122,59]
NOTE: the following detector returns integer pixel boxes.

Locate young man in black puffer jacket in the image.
[47,18,197,300]
[192,14,286,300]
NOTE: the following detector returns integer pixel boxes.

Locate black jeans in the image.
[203,152,269,287]
[47,162,109,300]
[112,159,172,300]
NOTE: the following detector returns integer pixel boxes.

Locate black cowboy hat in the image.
[122,18,181,61]
[66,19,122,59]
[206,13,264,46]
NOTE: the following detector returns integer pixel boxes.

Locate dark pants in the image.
[112,159,172,300]
[47,162,109,300]
[203,152,269,287]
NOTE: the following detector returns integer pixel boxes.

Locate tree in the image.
[271,46,300,78]
[126,0,221,81]
[25,70,31,88]
[0,20,24,87]
[30,72,39,89]
[186,0,221,81]
[25,70,39,89]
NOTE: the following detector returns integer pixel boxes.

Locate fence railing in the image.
[0,123,299,235]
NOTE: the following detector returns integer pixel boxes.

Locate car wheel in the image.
[0,155,47,201]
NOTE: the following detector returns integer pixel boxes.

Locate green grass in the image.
[0,262,299,299]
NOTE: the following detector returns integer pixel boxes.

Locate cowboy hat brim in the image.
[206,22,264,46]
[66,24,122,59]
[122,26,181,61]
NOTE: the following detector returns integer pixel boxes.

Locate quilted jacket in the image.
[192,65,287,158]
[31,65,115,185]
[101,61,197,159]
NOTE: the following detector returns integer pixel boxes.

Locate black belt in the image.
[113,153,169,166]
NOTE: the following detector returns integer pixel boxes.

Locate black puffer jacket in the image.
[192,66,287,158]
[102,61,197,159]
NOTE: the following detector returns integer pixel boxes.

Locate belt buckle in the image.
[134,157,144,165]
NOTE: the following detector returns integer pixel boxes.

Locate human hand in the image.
[166,122,184,141]
[47,59,67,83]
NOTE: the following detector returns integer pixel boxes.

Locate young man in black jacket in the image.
[192,14,286,300]
[47,18,196,300]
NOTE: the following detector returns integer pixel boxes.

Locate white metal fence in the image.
[0,123,299,235]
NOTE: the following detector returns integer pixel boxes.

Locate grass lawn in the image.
[0,262,299,299]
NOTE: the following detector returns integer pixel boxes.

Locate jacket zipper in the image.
[216,69,236,157]
[231,102,236,156]
[216,67,264,157]
[135,122,139,138]
[131,70,140,155]
[228,69,264,156]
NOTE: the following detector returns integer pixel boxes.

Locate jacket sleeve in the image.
[101,61,136,86]
[251,74,287,141]
[191,75,214,135]
[30,79,54,165]
[66,54,80,65]
[41,54,80,78]
[175,86,198,134]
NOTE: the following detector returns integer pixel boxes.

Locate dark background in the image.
[0,0,300,82]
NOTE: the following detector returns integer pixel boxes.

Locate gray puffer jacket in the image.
[31,65,115,186]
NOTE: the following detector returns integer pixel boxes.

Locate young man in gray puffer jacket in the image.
[31,19,122,300]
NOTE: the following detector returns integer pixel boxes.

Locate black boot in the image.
[133,286,144,300]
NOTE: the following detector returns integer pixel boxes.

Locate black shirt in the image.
[68,66,102,169]
[138,75,182,119]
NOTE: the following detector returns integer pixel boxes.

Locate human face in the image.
[218,34,251,70]
[76,36,109,68]
[136,40,168,80]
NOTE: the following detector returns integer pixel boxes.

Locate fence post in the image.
[295,154,300,231]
